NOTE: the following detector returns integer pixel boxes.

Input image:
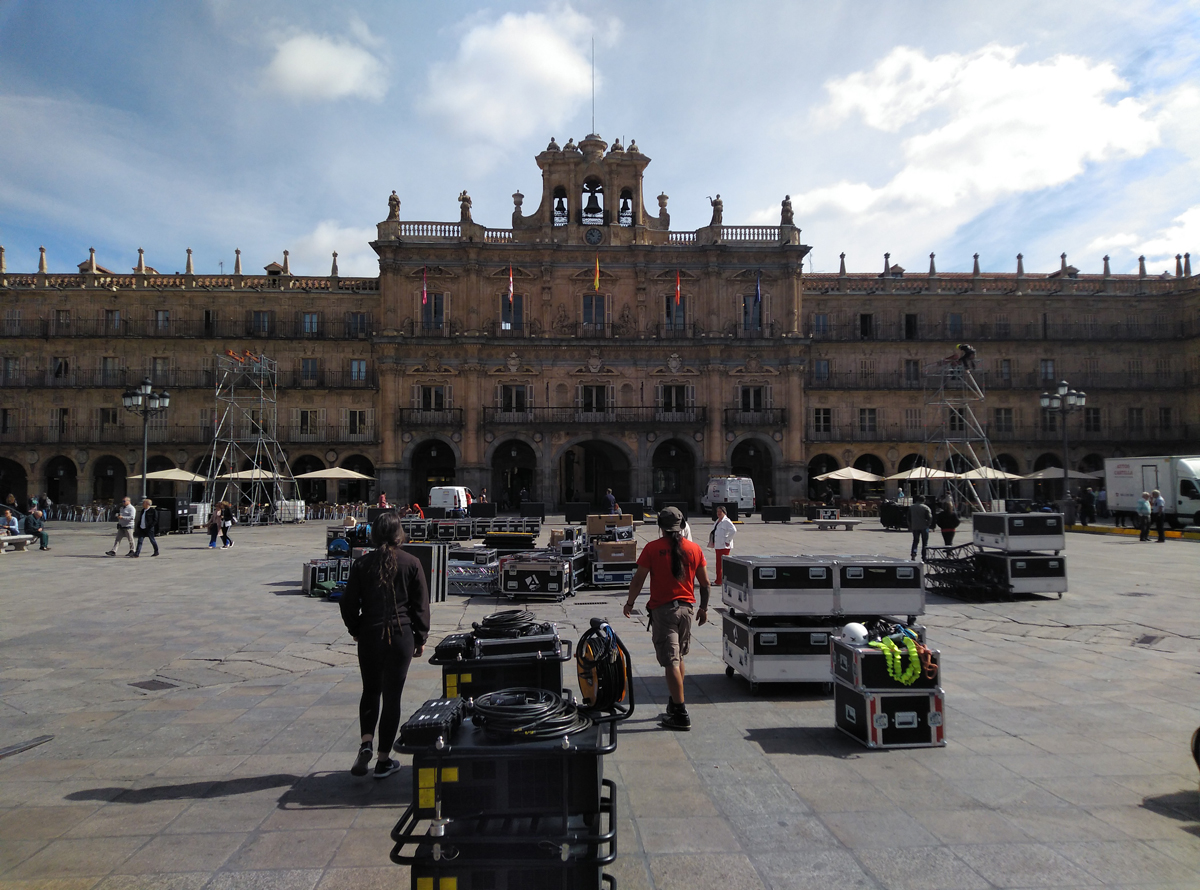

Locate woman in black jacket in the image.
[339,512,431,778]
[935,500,961,545]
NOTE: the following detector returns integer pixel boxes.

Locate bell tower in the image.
[510,135,669,245]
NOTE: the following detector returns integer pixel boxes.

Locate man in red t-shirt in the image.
[624,507,711,731]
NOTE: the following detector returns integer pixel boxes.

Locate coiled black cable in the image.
[471,688,593,741]
[471,609,552,639]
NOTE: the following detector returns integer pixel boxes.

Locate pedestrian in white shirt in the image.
[708,506,737,585]
[107,496,136,557]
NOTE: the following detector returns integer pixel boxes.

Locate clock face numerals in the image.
[585,227,603,245]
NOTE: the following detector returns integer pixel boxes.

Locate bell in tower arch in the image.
[583,188,602,218]
[555,196,566,214]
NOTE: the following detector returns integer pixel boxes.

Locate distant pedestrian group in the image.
[106,497,160,557]
[206,501,236,548]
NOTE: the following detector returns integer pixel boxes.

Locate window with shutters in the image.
[580,385,607,413]
[812,313,829,336]
[105,309,121,332]
[949,408,966,433]
[904,314,919,340]
[1084,407,1101,433]
[346,312,369,338]
[501,294,524,332]
[419,386,446,410]
[347,409,368,436]
[54,407,70,435]
[302,312,320,336]
[1082,358,1098,380]
[1041,408,1057,432]
[742,295,763,333]
[664,294,687,332]
[1158,407,1172,431]
[582,294,607,333]
[904,359,920,386]
[56,309,71,332]
[53,357,70,380]
[1039,359,1055,382]
[1082,315,1099,338]
[1154,357,1170,375]
[301,358,319,386]
[3,357,19,385]
[740,386,764,411]
[154,309,170,332]
[501,385,527,412]
[0,408,14,434]
[101,357,120,387]
[947,313,963,339]
[812,407,832,434]
[859,313,874,340]
[858,408,877,433]
[151,357,170,385]
[1128,358,1142,381]
[251,310,272,336]
[3,309,19,335]
[660,385,687,412]
[203,309,217,337]
[859,359,875,385]
[1127,407,1144,432]
[905,407,923,430]
[814,359,830,381]
[422,294,444,332]
[993,408,1014,433]
[1125,314,1139,337]
[995,314,1010,338]
[350,359,367,383]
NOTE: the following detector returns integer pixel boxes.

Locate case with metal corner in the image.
[501,552,573,601]
[446,546,500,595]
[974,551,1068,596]
[972,512,1065,552]
[833,556,925,617]
[590,562,639,589]
[719,607,836,690]
[720,555,838,616]
[834,680,946,748]
[831,636,940,692]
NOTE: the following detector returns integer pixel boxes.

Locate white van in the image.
[428,486,473,515]
[700,476,756,517]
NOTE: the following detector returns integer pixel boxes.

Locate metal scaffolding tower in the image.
[204,351,297,524]
[922,356,996,512]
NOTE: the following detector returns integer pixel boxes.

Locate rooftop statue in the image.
[781,195,794,227]
[387,190,400,221]
[708,194,723,227]
[459,190,472,223]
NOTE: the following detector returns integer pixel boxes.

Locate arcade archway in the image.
[92,455,126,503]
[731,439,773,505]
[652,439,696,509]
[807,453,840,500]
[292,455,326,503]
[853,453,886,498]
[45,456,78,505]
[412,441,454,509]
[0,458,28,508]
[897,453,928,473]
[145,455,176,500]
[341,455,375,504]
[559,440,630,509]
[492,440,537,512]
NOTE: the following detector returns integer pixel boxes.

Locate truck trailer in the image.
[1104,456,1200,528]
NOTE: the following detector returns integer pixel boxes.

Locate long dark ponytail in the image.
[665,530,685,581]
[369,512,407,636]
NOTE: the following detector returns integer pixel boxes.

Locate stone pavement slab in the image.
[1,518,1199,889]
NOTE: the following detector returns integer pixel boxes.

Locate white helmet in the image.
[841,622,869,646]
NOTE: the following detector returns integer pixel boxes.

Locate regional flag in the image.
[755,270,762,305]
[508,264,514,306]
[422,265,428,305]
[675,269,681,306]
[594,254,600,291]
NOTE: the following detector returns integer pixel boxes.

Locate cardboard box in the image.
[604,513,635,527]
[586,515,607,535]
[595,540,637,562]
[549,529,565,547]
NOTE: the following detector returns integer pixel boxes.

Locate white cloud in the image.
[292,221,379,277]
[264,32,386,101]
[1084,231,1140,254]
[421,9,597,143]
[1138,205,1200,267]
[778,45,1161,257]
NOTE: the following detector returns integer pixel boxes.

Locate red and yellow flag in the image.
[675,269,681,305]
[593,254,600,291]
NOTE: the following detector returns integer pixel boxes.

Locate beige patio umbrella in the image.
[216,469,284,480]
[126,468,207,483]
[886,467,960,481]
[957,467,1025,481]
[814,467,886,482]
[293,467,373,480]
[1022,467,1103,481]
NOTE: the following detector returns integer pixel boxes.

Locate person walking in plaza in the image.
[605,487,617,515]
[1151,488,1167,542]
[206,506,221,549]
[24,508,50,550]
[132,498,160,557]
[624,507,710,731]
[934,499,960,546]
[1078,486,1096,527]
[339,512,430,778]
[219,501,235,548]
[909,495,933,561]
[708,504,736,585]
[1136,492,1152,541]
[107,496,136,556]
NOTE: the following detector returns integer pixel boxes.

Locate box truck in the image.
[1104,456,1200,528]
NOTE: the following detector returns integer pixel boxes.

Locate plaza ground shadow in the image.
[66,773,299,803]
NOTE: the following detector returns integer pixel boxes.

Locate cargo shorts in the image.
[650,598,694,669]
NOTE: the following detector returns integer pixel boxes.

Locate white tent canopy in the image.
[886,467,960,481]
[126,469,206,483]
[294,467,373,481]
[216,469,285,481]
[957,467,1025,481]
[1022,467,1103,481]
[814,467,886,482]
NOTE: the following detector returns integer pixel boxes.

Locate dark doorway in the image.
[492,440,537,513]
[853,453,886,499]
[0,458,28,508]
[292,455,326,503]
[45,456,78,505]
[559,440,630,509]
[731,439,773,504]
[412,442,455,509]
[897,452,927,473]
[146,456,176,500]
[340,455,375,504]
[807,453,840,501]
[652,439,696,509]
[92,455,127,503]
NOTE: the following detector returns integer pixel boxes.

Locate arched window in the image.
[618,188,633,227]
[553,186,568,227]
[581,178,604,225]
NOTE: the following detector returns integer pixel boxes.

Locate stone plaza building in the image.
[1,134,1196,511]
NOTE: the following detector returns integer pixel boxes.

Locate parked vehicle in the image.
[428,485,473,516]
[700,476,756,518]
[1104,456,1200,528]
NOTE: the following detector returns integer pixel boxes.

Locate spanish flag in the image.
[675,269,681,306]
[594,254,600,291]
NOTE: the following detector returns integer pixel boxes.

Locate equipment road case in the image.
[831,636,940,691]
[501,553,573,601]
[974,551,1067,597]
[720,555,838,616]
[834,680,945,749]
[590,561,639,589]
[719,608,836,691]
[447,546,500,596]
[834,556,926,617]
[972,512,1065,552]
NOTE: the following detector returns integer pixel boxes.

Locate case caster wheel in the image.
[1057,592,1063,599]
[749,682,760,695]
[725,666,735,678]
[823,683,833,695]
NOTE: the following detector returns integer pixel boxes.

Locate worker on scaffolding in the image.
[940,343,977,374]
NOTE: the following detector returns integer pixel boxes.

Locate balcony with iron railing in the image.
[279,424,377,444]
[807,318,1198,343]
[398,409,464,427]
[481,407,707,426]
[3,315,377,340]
[724,408,787,428]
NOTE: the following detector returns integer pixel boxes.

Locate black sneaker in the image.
[350,744,373,777]
[660,707,691,731]
[373,757,400,779]
[658,699,682,720]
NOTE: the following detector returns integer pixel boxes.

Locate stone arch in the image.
[1033,452,1062,471]
[729,436,776,508]
[340,455,375,504]
[652,437,698,510]
[897,452,928,473]
[92,455,127,503]
[1078,453,1105,474]
[807,453,840,500]
[554,436,633,509]
[410,439,456,508]
[491,439,538,511]
[292,454,326,503]
[145,455,176,500]
[853,453,886,498]
[0,457,28,507]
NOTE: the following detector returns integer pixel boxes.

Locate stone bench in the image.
[813,519,863,531]
[0,534,37,553]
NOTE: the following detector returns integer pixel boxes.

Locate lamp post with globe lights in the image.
[1039,380,1085,503]
[122,377,170,500]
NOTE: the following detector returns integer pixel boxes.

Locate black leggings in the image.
[357,625,415,753]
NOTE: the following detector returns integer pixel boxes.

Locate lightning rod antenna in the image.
[591,37,595,134]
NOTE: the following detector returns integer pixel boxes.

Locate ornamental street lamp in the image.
[1039,380,1086,502]
[122,376,170,500]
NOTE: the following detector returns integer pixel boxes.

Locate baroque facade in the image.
[1,134,1197,510]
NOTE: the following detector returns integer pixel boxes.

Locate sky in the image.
[1,0,1199,278]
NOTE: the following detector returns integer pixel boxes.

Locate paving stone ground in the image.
[1,518,1199,889]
